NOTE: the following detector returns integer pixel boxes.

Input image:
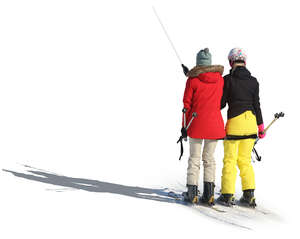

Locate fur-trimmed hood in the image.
[187,65,224,78]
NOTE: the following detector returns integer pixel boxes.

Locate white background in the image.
[1,0,299,238]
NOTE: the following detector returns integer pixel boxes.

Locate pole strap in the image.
[177,136,185,161]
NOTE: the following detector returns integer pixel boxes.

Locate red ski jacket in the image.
[183,65,226,139]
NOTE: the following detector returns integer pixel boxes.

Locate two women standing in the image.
[181,48,264,207]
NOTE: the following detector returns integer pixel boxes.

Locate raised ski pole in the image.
[177,112,197,160]
[152,6,183,65]
[253,112,285,161]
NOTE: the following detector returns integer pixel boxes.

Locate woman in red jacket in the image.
[182,48,225,205]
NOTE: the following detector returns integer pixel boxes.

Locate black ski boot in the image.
[217,194,236,207]
[239,189,256,208]
[201,182,215,206]
[183,185,199,204]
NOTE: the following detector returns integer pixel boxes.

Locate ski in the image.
[167,191,226,213]
[214,199,270,215]
[215,191,270,215]
[234,201,270,215]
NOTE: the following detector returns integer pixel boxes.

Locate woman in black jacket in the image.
[217,48,265,207]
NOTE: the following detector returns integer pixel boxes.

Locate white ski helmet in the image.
[228,48,247,65]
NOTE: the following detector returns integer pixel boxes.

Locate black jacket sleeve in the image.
[221,76,229,109]
[253,81,263,125]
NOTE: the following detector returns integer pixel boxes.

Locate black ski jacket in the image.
[221,66,263,125]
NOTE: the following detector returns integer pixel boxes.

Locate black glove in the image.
[181,127,188,139]
[181,64,189,76]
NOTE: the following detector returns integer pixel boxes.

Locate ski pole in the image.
[153,6,190,76]
[184,111,197,141]
[182,108,187,141]
[262,112,284,134]
[255,111,285,145]
[186,112,197,130]
[183,108,187,128]
[177,112,197,160]
[181,111,197,142]
[253,112,285,161]
[152,6,183,65]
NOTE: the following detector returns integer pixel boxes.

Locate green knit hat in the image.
[196,48,212,66]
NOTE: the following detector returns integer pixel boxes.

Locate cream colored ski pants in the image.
[186,138,218,185]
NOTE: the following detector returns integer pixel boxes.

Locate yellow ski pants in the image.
[221,111,257,194]
[221,139,255,194]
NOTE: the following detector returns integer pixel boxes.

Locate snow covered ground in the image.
[1,0,300,238]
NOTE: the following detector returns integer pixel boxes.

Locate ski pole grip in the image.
[275,112,284,119]
[263,111,285,134]
[192,112,197,117]
[182,108,187,113]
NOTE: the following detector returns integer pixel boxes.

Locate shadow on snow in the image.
[2,165,252,230]
[3,165,173,203]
